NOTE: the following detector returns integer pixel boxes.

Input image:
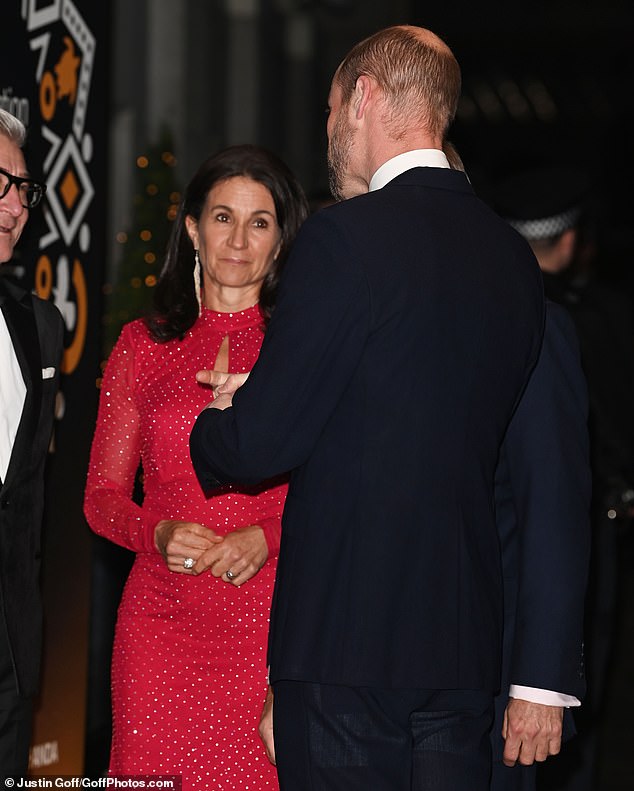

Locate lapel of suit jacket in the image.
[0,279,42,491]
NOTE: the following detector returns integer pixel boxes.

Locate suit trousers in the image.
[0,623,32,777]
[492,761,537,791]
[273,680,494,791]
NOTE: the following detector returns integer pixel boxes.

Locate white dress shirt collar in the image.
[0,309,26,482]
[369,149,450,192]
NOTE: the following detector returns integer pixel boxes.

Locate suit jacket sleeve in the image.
[190,212,370,488]
[496,301,591,699]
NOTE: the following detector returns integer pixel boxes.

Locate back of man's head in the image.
[334,25,461,142]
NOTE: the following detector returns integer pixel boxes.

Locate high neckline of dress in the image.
[199,302,263,331]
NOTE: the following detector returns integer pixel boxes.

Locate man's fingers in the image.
[216,372,250,395]
[534,740,551,763]
[195,370,248,389]
[196,372,249,411]
[501,699,563,767]
[548,735,561,757]
[196,369,230,387]
[209,393,233,411]
[502,736,520,767]
[503,735,538,767]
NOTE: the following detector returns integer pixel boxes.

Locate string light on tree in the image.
[102,129,179,356]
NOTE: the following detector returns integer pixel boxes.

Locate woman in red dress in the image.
[84,145,308,789]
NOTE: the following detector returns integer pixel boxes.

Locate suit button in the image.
[0,498,9,509]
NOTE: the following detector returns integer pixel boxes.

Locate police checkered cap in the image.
[507,207,582,241]
[492,165,588,241]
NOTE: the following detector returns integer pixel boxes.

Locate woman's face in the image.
[186,175,281,309]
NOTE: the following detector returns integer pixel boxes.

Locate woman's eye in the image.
[215,213,230,222]
[254,218,268,228]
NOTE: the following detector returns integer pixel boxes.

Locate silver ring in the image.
[183,557,194,570]
[225,569,236,580]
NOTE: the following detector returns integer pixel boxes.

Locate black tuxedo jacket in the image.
[191,167,545,691]
[0,276,63,697]
[492,301,591,768]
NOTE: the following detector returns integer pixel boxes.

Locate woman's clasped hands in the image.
[154,519,268,586]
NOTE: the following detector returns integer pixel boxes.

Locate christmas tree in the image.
[102,128,180,357]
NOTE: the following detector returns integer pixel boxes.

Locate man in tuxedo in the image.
[190,26,586,789]
[0,109,63,775]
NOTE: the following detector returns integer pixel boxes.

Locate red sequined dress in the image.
[84,305,283,789]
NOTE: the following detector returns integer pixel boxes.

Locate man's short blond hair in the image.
[334,25,461,141]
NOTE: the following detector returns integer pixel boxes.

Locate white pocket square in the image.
[42,367,56,379]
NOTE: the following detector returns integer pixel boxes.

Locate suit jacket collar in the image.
[386,166,474,196]
[0,275,31,307]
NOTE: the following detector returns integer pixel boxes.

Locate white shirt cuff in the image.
[509,684,581,708]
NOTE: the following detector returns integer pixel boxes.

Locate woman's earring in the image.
[194,250,203,316]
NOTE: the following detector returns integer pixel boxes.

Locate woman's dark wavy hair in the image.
[146,144,309,342]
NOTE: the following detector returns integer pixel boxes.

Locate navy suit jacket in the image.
[491,301,591,770]
[0,276,63,697]
[190,167,544,691]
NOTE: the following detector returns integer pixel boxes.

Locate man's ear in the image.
[352,75,374,120]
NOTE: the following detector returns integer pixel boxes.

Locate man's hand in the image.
[502,698,564,766]
[258,685,276,765]
[196,370,250,410]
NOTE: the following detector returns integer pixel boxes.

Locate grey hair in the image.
[0,108,26,147]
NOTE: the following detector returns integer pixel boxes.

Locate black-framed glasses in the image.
[0,166,47,209]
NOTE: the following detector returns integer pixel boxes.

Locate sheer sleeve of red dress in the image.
[84,323,162,554]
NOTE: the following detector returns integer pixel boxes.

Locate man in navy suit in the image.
[493,166,628,790]
[0,109,63,775]
[441,152,591,790]
[491,300,590,791]
[190,26,586,790]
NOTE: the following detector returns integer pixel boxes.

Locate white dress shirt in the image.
[0,309,26,482]
[368,149,580,710]
[369,149,450,192]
